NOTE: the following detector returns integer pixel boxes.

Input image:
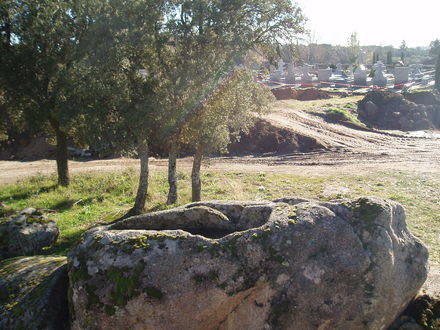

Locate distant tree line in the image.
[0,0,305,215]
[276,37,437,66]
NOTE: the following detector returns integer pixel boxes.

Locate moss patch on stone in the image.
[25,216,51,225]
[106,266,143,307]
[347,198,384,224]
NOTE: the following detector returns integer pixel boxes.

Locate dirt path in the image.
[1,99,439,184]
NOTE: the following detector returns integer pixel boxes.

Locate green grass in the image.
[325,107,363,125]
[277,95,363,113]
[0,169,439,263]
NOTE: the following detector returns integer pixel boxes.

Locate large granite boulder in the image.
[68,197,428,330]
[0,256,69,329]
[0,208,59,260]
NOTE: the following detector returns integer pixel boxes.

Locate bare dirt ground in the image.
[1,98,440,184]
[0,97,439,294]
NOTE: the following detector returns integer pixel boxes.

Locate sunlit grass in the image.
[1,169,438,262]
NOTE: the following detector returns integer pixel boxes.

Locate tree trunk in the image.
[55,129,70,186]
[191,148,203,202]
[167,146,178,205]
[49,117,69,187]
[132,141,149,214]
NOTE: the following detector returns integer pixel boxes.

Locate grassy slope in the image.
[0,169,438,263]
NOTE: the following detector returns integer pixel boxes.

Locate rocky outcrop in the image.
[0,256,69,330]
[68,197,428,330]
[358,91,440,130]
[0,208,59,259]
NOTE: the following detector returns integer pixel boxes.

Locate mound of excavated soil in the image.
[404,90,440,106]
[228,119,323,155]
[357,91,440,130]
[272,87,332,101]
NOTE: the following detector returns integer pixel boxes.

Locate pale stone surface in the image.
[0,256,68,330]
[301,66,313,85]
[354,65,368,86]
[394,67,410,85]
[68,197,428,330]
[318,68,332,82]
[0,208,59,259]
[373,67,388,87]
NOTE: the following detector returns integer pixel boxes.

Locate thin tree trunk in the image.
[167,145,178,205]
[191,147,203,202]
[55,129,70,186]
[132,141,149,214]
[49,118,70,187]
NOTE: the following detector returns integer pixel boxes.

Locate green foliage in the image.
[0,0,94,138]
[347,32,360,64]
[182,69,275,154]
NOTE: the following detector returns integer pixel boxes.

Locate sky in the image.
[294,0,440,48]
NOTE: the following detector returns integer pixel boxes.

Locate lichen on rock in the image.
[68,197,429,330]
[0,256,68,330]
[0,208,59,260]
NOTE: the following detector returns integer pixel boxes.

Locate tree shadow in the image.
[1,184,58,202]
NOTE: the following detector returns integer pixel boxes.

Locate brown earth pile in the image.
[228,119,323,155]
[272,87,332,101]
[357,91,440,130]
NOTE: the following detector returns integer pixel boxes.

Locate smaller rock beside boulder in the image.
[0,208,59,259]
[0,256,69,330]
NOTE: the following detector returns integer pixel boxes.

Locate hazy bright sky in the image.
[295,0,440,47]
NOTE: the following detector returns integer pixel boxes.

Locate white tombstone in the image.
[373,67,387,87]
[354,64,368,86]
[301,66,313,85]
[394,67,410,86]
[318,68,332,82]
[285,63,296,84]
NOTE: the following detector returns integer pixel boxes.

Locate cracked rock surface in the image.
[68,197,428,330]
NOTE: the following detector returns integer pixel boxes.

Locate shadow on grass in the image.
[49,196,101,212]
[1,184,58,202]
